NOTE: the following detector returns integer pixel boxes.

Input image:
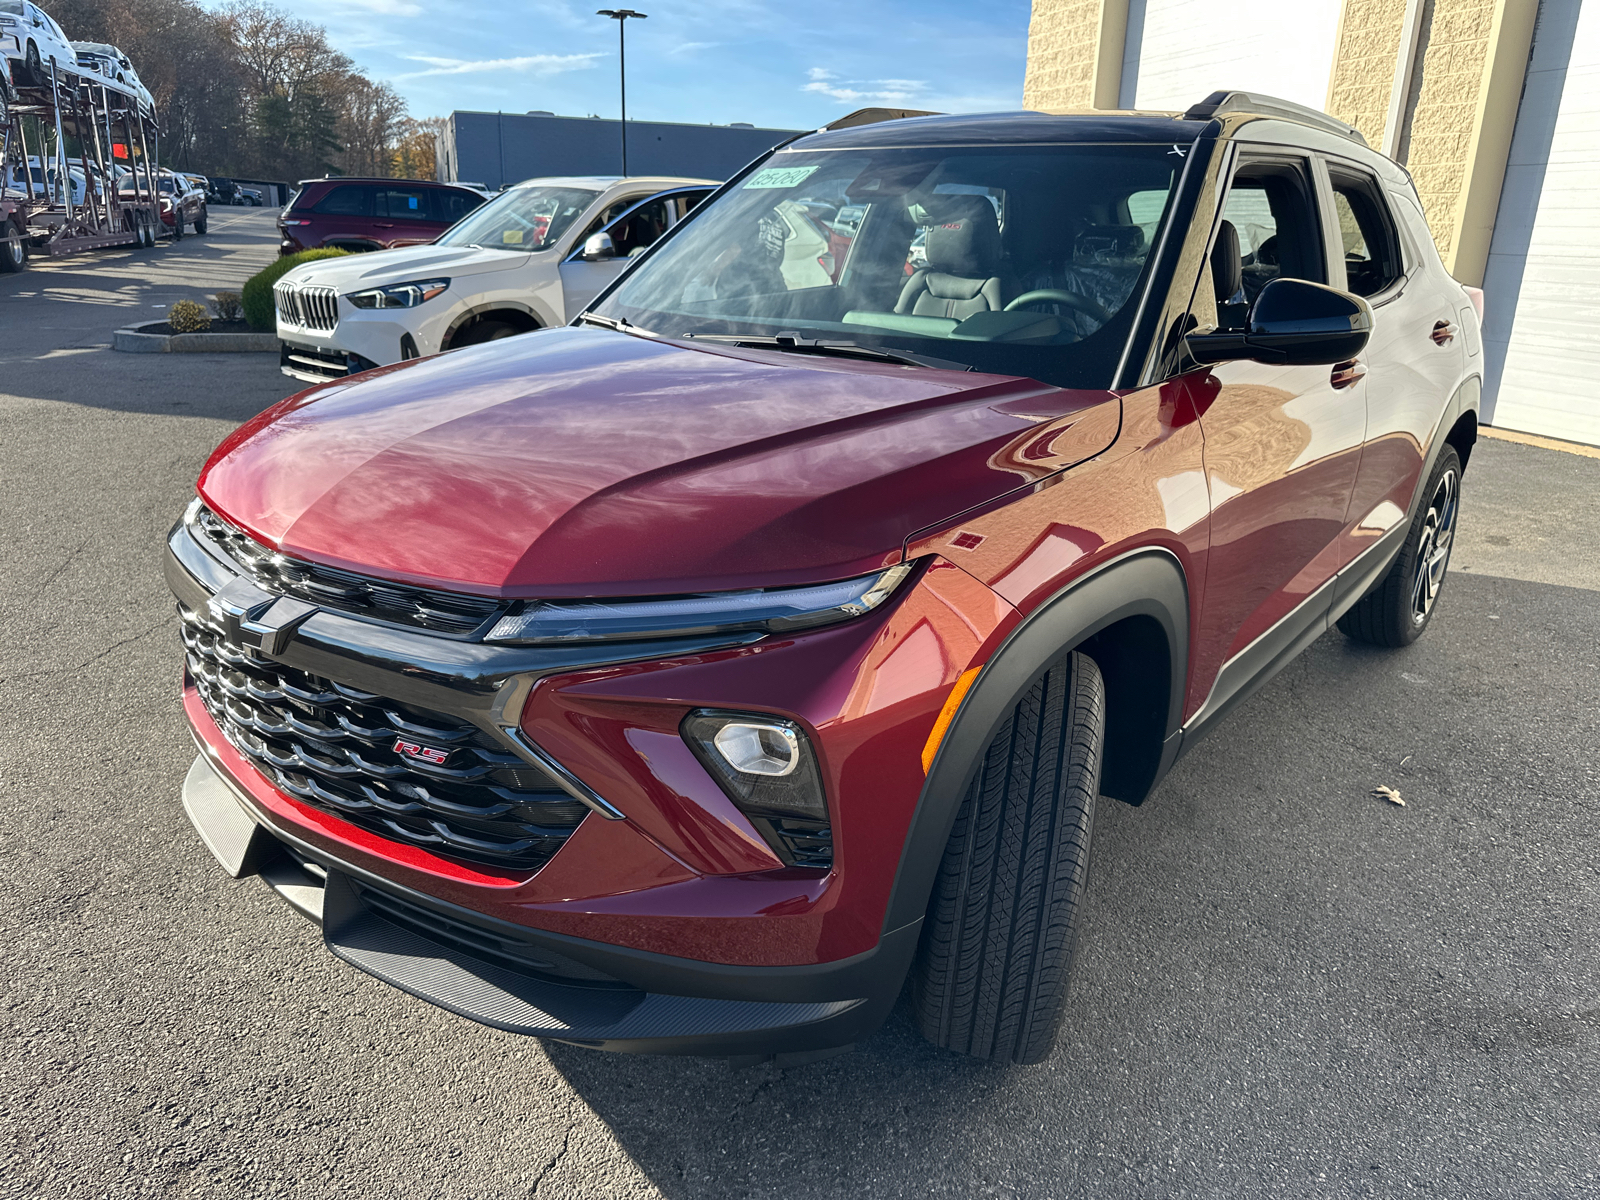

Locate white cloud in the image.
[398,52,604,79]
[802,73,929,105]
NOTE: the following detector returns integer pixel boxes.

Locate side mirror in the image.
[1186,277,1373,366]
[580,232,616,262]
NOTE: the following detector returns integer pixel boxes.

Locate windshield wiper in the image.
[683,332,970,372]
[576,312,652,335]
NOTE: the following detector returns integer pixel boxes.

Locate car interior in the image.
[606,148,1182,363]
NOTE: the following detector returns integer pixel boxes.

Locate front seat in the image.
[895,196,1007,320]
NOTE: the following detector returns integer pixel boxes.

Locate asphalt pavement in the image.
[2,213,1597,1199]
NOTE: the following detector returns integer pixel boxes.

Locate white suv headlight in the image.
[345,278,450,309]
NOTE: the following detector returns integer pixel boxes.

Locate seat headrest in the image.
[1212,219,1242,301]
[922,195,1002,278]
[1075,224,1145,263]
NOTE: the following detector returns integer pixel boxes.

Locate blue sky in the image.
[259,0,1031,128]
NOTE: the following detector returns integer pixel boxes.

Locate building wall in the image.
[439,114,802,191]
[1483,0,1600,442]
[1122,0,1343,112]
[1022,0,1106,110]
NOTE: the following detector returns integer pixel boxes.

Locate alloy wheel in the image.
[1409,467,1458,624]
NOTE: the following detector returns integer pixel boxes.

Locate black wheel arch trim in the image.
[882,548,1189,934]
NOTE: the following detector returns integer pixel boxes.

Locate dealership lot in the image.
[2,216,1597,1198]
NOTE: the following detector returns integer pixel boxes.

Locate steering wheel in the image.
[1004,289,1111,325]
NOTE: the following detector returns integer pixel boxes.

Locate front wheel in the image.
[25,41,43,87]
[912,651,1105,1065]
[1338,445,1462,647]
[453,319,523,348]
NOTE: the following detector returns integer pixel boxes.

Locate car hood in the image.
[280,244,537,290]
[199,327,1121,597]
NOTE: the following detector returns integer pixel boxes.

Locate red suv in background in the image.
[171,95,1481,1066]
[278,177,487,256]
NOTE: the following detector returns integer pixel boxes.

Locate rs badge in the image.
[393,738,450,765]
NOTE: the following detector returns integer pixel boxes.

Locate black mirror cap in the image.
[1186,277,1373,366]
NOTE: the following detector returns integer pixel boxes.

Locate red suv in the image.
[278,177,486,256]
[170,94,1481,1065]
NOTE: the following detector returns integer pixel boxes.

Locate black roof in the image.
[794,110,1199,151]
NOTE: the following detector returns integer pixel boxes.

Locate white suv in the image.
[275,175,715,383]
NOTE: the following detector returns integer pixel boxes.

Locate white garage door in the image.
[1484,0,1600,446]
[1121,0,1343,113]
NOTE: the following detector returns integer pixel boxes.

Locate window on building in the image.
[1327,167,1405,297]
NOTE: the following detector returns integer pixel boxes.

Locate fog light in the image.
[713,722,799,777]
[682,710,825,823]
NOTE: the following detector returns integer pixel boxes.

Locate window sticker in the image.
[743,164,821,190]
[502,229,524,244]
[408,196,419,209]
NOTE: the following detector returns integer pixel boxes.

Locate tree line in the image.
[46,0,438,181]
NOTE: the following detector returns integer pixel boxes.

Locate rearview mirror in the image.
[580,232,616,262]
[1186,277,1373,366]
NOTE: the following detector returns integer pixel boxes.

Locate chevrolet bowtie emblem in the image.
[206,577,318,656]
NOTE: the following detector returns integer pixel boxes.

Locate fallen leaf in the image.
[1372,785,1405,807]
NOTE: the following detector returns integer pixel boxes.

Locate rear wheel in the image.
[453,319,523,347]
[912,651,1105,1065]
[1,218,26,273]
[194,207,208,235]
[1338,445,1461,647]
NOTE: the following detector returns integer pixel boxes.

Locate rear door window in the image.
[1326,166,1405,297]
[378,187,436,222]
[313,185,373,217]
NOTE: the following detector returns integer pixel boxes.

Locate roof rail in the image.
[1183,90,1367,146]
[822,107,943,132]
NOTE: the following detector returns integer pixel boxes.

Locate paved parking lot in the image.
[2,214,1597,1199]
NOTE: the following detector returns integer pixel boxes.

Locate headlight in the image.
[346,278,450,309]
[483,562,913,645]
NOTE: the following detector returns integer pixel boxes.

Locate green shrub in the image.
[240,248,351,330]
[168,299,211,333]
[211,290,243,322]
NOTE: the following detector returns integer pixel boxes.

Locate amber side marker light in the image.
[921,665,983,774]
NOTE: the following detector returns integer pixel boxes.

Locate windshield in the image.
[0,2,22,13]
[435,185,601,252]
[593,144,1181,387]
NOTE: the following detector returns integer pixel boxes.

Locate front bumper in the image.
[183,749,912,1057]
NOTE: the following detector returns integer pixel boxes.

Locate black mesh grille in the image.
[181,604,587,870]
[191,505,505,636]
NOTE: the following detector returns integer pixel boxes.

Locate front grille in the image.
[191,505,505,636]
[274,281,338,331]
[280,342,349,381]
[181,604,588,870]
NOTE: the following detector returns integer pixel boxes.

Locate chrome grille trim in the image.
[273,281,338,331]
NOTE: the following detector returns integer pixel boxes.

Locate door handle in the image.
[1330,359,1366,389]
[1431,318,1456,345]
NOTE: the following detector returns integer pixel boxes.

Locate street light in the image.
[597,8,646,176]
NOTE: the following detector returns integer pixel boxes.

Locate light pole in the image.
[597,9,646,176]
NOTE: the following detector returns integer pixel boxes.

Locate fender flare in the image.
[1410,375,1480,517]
[442,300,547,349]
[880,548,1190,935]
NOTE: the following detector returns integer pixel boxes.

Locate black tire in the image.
[1338,445,1462,647]
[25,41,42,87]
[194,208,208,235]
[912,651,1105,1065]
[454,319,523,347]
[172,213,184,240]
[0,218,26,273]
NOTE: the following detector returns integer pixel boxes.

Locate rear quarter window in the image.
[436,189,484,224]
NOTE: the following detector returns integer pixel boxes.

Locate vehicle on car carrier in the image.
[169,95,1482,1065]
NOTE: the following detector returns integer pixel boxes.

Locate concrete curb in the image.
[113,321,278,354]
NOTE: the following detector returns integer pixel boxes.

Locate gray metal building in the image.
[435,112,804,190]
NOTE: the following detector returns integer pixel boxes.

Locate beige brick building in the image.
[1024,0,1598,446]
